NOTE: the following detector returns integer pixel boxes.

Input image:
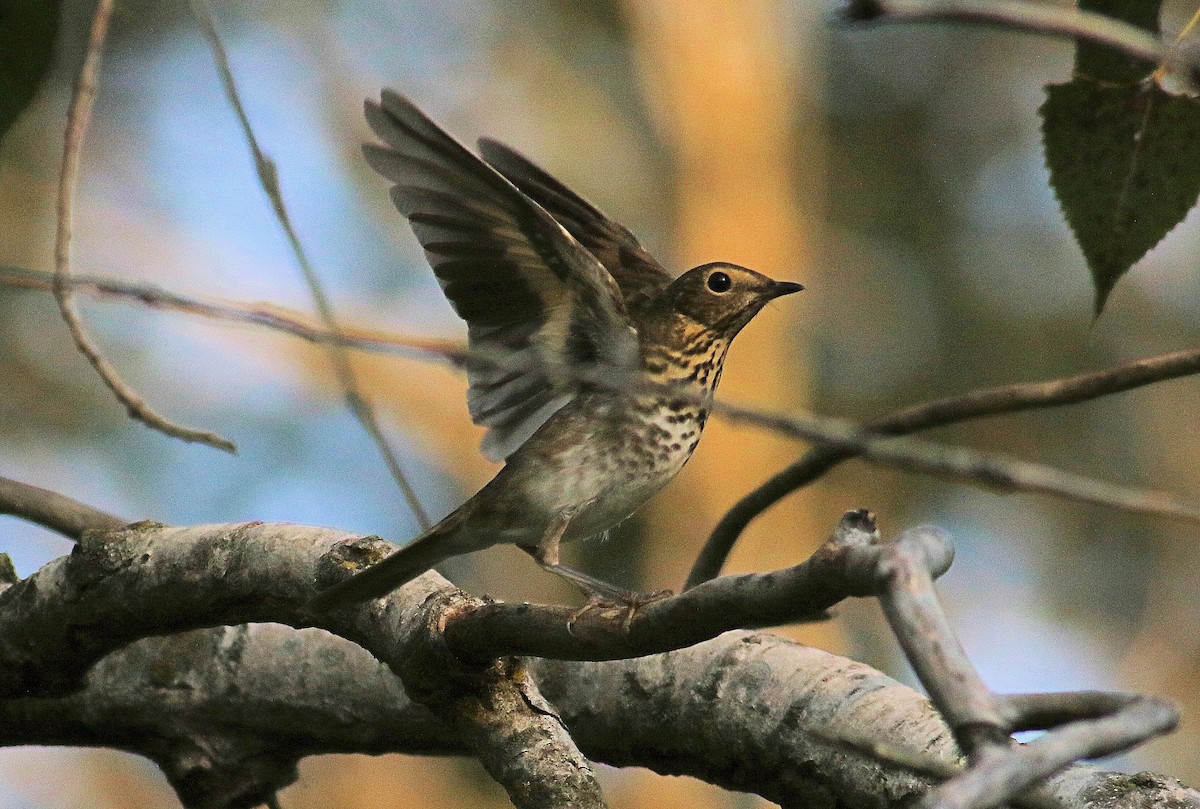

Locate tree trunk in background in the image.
[624,0,837,644]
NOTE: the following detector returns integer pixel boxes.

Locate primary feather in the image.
[364,91,641,460]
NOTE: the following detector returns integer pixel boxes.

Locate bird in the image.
[310,90,802,610]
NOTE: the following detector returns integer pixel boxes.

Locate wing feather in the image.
[478,138,673,300]
[365,91,640,460]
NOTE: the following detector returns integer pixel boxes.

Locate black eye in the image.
[707,271,731,293]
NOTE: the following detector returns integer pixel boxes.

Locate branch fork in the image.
[0,491,1178,808]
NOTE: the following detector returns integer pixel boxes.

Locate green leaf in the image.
[1041,0,1200,314]
[1042,81,1200,314]
[0,0,60,141]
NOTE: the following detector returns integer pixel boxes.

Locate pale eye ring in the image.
[707,271,732,293]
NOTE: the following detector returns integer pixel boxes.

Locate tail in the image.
[310,511,476,610]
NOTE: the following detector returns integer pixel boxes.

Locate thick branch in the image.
[388,588,607,809]
[0,620,952,808]
[4,618,1192,809]
[0,625,458,808]
[0,515,879,695]
[0,509,1191,808]
[0,521,603,808]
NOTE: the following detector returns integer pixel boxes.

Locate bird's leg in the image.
[529,505,673,632]
[530,503,631,601]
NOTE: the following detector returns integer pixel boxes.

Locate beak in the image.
[769,280,804,299]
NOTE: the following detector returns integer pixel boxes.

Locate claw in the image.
[564,588,674,634]
[566,594,609,636]
[619,588,673,631]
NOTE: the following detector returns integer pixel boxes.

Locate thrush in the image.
[311,90,802,610]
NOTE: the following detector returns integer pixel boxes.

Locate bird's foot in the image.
[566,588,674,634]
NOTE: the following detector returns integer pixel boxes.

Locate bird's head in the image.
[664,262,803,338]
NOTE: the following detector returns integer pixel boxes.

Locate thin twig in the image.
[688,349,1200,588]
[188,0,431,530]
[52,0,235,453]
[1,265,467,362]
[846,0,1200,91]
[0,476,127,540]
[9,264,1200,531]
[717,398,1200,517]
[844,0,1165,64]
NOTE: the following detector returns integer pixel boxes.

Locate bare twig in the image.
[8,264,1200,533]
[715,399,1200,520]
[844,0,1200,91]
[0,265,467,362]
[188,0,431,530]
[844,0,1167,65]
[0,476,126,540]
[52,0,235,453]
[689,349,1200,587]
[871,526,1179,809]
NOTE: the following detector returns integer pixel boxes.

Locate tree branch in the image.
[844,0,1163,66]
[0,520,604,807]
[0,515,875,698]
[715,398,1200,521]
[0,625,460,807]
[690,348,1200,587]
[443,510,881,663]
[872,526,1178,809]
[843,0,1200,91]
[0,264,467,362]
[8,265,1200,539]
[3,619,1190,809]
[0,622,953,809]
[0,485,1191,808]
[0,476,126,540]
[0,590,1124,809]
[188,0,430,529]
[51,0,235,453]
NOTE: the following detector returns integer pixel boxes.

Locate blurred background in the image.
[2,0,1199,805]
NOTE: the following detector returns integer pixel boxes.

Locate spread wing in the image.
[364,91,640,461]
[477,138,674,300]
